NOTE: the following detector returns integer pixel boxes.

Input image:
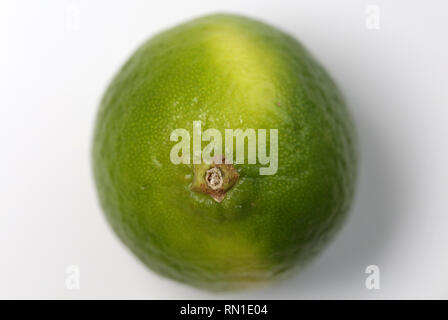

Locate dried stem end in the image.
[191,156,239,202]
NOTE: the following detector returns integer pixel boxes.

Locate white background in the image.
[1,0,447,299]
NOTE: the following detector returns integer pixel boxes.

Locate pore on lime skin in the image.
[92,13,357,291]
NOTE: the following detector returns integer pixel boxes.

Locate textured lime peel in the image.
[191,157,239,202]
[92,13,357,291]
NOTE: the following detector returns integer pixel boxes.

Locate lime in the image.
[92,13,357,291]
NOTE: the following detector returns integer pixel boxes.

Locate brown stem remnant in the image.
[191,156,239,202]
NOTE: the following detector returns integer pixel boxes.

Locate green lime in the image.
[92,13,357,291]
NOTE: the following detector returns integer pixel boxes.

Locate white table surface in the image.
[1,0,447,299]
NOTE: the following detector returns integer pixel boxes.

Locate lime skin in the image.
[92,13,357,291]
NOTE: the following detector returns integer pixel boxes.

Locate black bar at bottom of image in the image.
[0,300,446,317]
